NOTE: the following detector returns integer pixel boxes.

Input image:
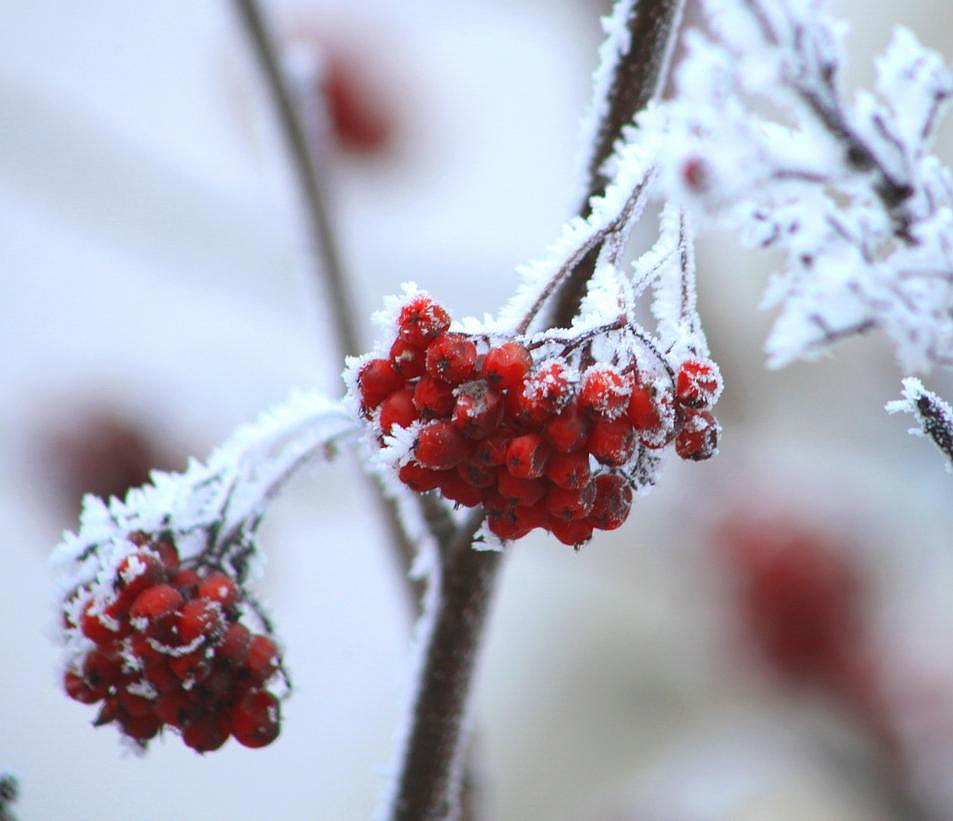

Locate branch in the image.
[231,0,425,615]
[886,377,953,471]
[551,0,686,326]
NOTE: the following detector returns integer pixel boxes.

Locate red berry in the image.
[245,635,280,683]
[545,450,591,490]
[456,460,498,489]
[231,689,281,749]
[588,418,637,467]
[549,517,594,548]
[183,713,231,753]
[169,649,213,683]
[412,376,455,419]
[358,358,403,411]
[142,658,180,692]
[320,50,393,154]
[627,382,661,430]
[505,434,550,479]
[114,551,166,607]
[155,691,195,728]
[172,568,202,599]
[483,342,533,393]
[129,585,183,633]
[398,462,450,492]
[198,572,240,611]
[452,381,503,439]
[414,421,470,470]
[675,410,719,461]
[389,338,427,379]
[439,474,483,508]
[118,687,155,718]
[118,712,161,741]
[675,358,721,409]
[65,670,100,704]
[177,598,226,646]
[80,602,121,648]
[579,367,630,419]
[425,333,478,385]
[398,296,451,348]
[497,469,547,507]
[545,482,596,521]
[545,401,592,452]
[219,622,252,666]
[379,388,419,435]
[512,363,573,425]
[471,435,510,467]
[153,538,180,573]
[588,474,633,531]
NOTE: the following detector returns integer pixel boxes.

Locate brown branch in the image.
[389,512,496,821]
[551,0,686,327]
[231,0,425,615]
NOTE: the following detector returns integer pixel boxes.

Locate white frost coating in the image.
[886,378,953,473]
[626,0,953,373]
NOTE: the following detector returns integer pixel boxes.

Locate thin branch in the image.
[551,0,686,326]
[231,0,424,616]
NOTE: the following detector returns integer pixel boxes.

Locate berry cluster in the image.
[354,294,722,547]
[63,532,283,753]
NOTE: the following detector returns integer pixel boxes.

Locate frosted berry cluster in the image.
[354,294,722,547]
[63,532,282,753]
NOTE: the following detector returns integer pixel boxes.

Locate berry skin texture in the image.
[545,450,591,490]
[398,462,449,492]
[675,358,721,409]
[505,434,550,479]
[412,376,455,419]
[515,363,573,425]
[231,690,281,749]
[389,338,427,379]
[358,359,403,411]
[452,381,503,439]
[379,388,419,435]
[549,517,594,548]
[496,469,547,506]
[397,296,451,348]
[483,342,533,393]
[245,635,280,683]
[414,421,470,470]
[545,401,592,453]
[588,474,633,531]
[675,410,720,461]
[579,367,630,419]
[129,585,184,632]
[588,418,637,467]
[425,333,478,385]
[545,482,596,521]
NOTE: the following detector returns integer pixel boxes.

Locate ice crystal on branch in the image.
[630,0,953,372]
[52,391,356,752]
[886,377,953,471]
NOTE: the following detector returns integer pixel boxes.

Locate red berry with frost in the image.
[588,474,633,531]
[65,670,100,704]
[675,410,719,460]
[231,689,281,749]
[425,333,478,385]
[412,376,455,419]
[545,482,596,522]
[545,401,592,452]
[82,649,122,696]
[245,635,280,682]
[588,418,637,467]
[513,363,573,425]
[177,598,226,645]
[452,381,503,439]
[506,433,550,479]
[675,358,721,409]
[579,367,630,419]
[169,649,213,683]
[118,687,154,719]
[497,469,547,507]
[357,358,403,411]
[198,572,240,611]
[549,517,594,548]
[80,602,121,647]
[114,551,166,607]
[627,383,661,430]
[483,342,533,393]
[414,421,470,470]
[389,338,427,379]
[130,585,183,634]
[219,622,252,666]
[398,296,451,348]
[379,388,419,435]
[545,450,591,490]
[398,462,450,492]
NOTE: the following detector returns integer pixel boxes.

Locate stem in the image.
[389,512,496,821]
[551,0,686,326]
[231,0,424,615]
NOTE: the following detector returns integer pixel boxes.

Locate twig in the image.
[551,0,686,326]
[231,0,425,615]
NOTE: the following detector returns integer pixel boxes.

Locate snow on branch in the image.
[52,390,357,594]
[887,377,953,472]
[627,0,953,372]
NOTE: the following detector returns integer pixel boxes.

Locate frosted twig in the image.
[887,377,953,471]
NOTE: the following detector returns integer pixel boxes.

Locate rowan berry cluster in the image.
[62,532,283,753]
[354,293,722,547]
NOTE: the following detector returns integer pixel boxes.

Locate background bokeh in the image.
[3,1,953,818]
